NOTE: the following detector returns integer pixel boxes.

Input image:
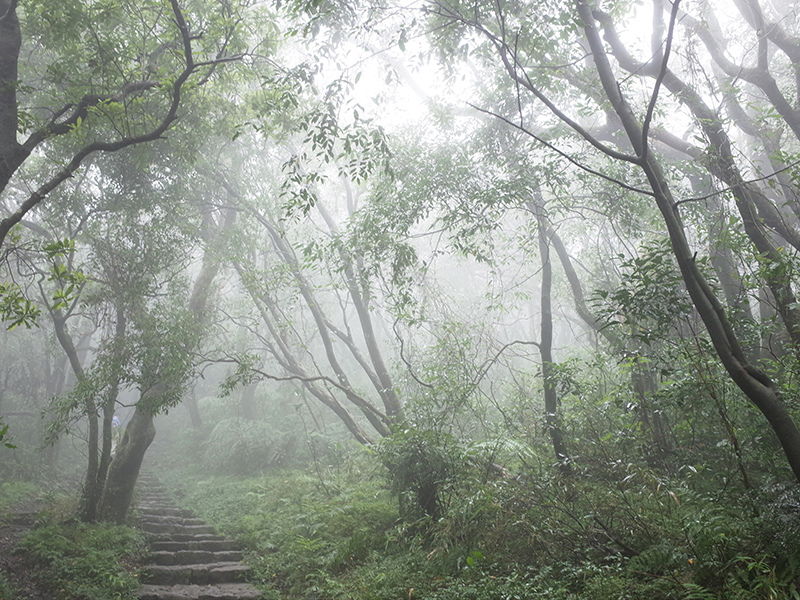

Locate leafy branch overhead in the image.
[0,0,245,248]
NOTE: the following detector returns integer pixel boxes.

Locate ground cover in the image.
[0,480,145,600]
[155,448,800,600]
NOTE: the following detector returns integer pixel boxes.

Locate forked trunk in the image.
[97,407,156,523]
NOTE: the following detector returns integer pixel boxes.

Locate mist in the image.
[2,0,800,598]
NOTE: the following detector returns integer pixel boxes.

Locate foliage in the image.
[204,417,296,474]
[0,573,15,599]
[0,283,41,330]
[377,428,464,522]
[0,419,16,449]
[0,481,38,517]
[592,238,694,345]
[157,463,398,599]
[18,522,145,600]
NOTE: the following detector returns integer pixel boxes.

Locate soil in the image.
[0,499,48,600]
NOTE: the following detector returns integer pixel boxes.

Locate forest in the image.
[2,0,800,598]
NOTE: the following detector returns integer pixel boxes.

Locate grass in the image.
[0,481,38,519]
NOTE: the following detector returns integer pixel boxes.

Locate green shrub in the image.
[204,418,296,474]
[18,522,145,600]
[0,572,16,600]
[377,429,464,522]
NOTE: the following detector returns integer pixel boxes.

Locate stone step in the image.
[142,563,251,586]
[138,506,187,514]
[150,540,242,553]
[135,474,261,600]
[150,550,244,566]
[138,583,262,600]
[140,508,196,518]
[149,533,226,543]
[140,516,207,527]
[141,523,217,535]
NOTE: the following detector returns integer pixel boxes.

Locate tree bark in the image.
[97,407,156,523]
[251,218,392,437]
[535,208,571,469]
[314,201,404,422]
[50,310,102,521]
[95,307,126,504]
[0,0,21,190]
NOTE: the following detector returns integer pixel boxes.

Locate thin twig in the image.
[674,158,800,206]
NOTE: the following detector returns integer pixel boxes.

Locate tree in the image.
[424,0,800,480]
[0,0,242,250]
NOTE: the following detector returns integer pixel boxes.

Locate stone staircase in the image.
[136,475,261,600]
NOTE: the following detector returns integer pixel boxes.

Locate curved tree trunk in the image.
[576,0,800,481]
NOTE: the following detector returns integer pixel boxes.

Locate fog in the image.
[2,0,800,598]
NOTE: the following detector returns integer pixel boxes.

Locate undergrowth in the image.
[0,572,16,600]
[18,521,145,600]
[0,481,38,519]
[156,443,800,600]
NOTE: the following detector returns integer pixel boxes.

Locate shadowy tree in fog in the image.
[98,206,236,522]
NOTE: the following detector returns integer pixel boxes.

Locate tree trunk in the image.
[95,307,126,502]
[576,0,800,481]
[535,209,571,469]
[314,202,404,422]
[97,407,156,523]
[185,393,203,428]
[50,311,102,521]
[0,0,21,192]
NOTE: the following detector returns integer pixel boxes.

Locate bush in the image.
[377,429,464,522]
[18,522,145,600]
